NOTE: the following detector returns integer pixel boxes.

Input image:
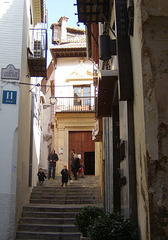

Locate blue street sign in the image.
[2,90,17,104]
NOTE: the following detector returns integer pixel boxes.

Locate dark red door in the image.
[69,131,95,175]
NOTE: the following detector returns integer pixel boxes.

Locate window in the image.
[73,85,91,106]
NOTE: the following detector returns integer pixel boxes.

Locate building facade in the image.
[48,17,101,176]
[76,0,168,239]
[0,0,47,238]
[40,61,55,171]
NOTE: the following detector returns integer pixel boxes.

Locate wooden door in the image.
[69,131,95,175]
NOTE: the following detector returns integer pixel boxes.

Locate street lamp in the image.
[50,95,56,134]
[50,95,56,105]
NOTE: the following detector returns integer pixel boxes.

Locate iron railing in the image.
[55,97,95,112]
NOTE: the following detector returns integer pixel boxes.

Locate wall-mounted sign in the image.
[59,148,63,154]
[1,64,20,80]
[2,90,17,104]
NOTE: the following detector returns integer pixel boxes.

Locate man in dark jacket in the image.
[71,153,80,180]
[48,149,59,179]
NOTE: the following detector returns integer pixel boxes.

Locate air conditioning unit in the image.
[34,40,42,58]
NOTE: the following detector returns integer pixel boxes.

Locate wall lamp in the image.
[50,95,57,105]
[99,33,116,61]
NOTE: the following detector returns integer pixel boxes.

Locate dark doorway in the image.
[84,152,95,175]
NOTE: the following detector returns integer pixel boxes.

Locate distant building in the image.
[43,17,101,176]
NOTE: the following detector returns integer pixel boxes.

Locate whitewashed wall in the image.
[0,0,32,239]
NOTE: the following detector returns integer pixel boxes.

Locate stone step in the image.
[31,189,100,195]
[20,217,75,224]
[22,211,78,218]
[30,192,100,197]
[23,205,82,213]
[30,199,101,204]
[30,195,101,200]
[16,176,102,240]
[18,223,78,232]
[32,186,100,191]
[16,231,81,240]
[32,187,100,194]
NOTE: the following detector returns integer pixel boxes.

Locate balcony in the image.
[77,0,110,23]
[27,29,47,77]
[96,70,118,118]
[55,97,95,113]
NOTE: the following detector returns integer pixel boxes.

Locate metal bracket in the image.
[120,176,127,187]
[120,140,126,161]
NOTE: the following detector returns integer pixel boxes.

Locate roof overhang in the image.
[77,0,110,23]
[97,70,118,118]
[50,47,86,63]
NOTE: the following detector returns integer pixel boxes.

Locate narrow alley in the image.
[0,0,168,240]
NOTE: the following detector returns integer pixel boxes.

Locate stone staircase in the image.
[15,176,103,240]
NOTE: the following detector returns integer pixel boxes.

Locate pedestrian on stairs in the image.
[61,165,71,186]
[48,149,59,179]
[37,168,47,186]
[78,159,84,178]
[71,153,80,180]
[70,149,75,176]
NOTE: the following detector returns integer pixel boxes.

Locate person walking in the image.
[60,165,71,187]
[71,153,80,180]
[78,159,84,178]
[48,149,59,179]
[70,149,75,174]
[37,168,47,186]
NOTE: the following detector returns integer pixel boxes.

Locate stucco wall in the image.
[40,69,55,170]
[130,1,150,239]
[15,0,33,229]
[143,16,168,240]
[0,0,25,238]
[131,0,168,239]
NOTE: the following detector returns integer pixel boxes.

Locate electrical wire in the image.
[19,82,94,88]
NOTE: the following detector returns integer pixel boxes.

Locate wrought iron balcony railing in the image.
[55,97,95,113]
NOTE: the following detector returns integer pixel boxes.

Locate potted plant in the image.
[87,212,138,240]
[74,205,105,239]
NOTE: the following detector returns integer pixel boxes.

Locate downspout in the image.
[29,92,34,187]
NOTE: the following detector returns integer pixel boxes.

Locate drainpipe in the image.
[29,93,34,187]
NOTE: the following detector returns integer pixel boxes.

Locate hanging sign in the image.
[1,64,20,80]
[2,90,17,104]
